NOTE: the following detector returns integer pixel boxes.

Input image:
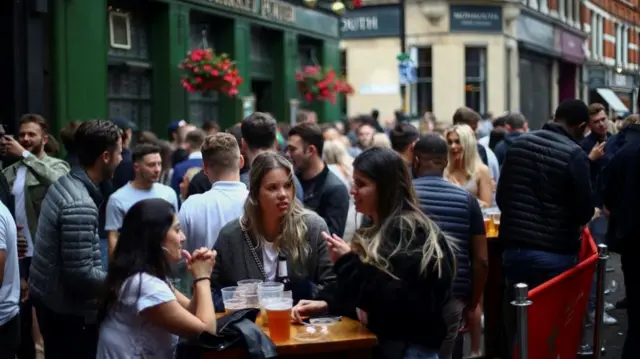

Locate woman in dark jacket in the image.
[293,147,456,359]
[212,152,334,308]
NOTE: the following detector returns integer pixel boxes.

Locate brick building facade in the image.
[580,0,640,112]
[501,0,636,123]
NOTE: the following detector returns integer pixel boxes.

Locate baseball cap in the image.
[168,120,187,133]
[110,117,137,131]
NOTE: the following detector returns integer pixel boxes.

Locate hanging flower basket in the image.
[179,48,243,97]
[295,65,354,104]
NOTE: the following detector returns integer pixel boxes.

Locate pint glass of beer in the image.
[264,297,293,341]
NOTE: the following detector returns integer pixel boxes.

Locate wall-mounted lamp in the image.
[331,1,346,15]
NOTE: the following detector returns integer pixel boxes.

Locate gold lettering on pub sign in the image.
[209,0,295,23]
[211,0,258,13]
[261,0,296,23]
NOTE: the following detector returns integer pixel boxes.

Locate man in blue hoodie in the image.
[493,112,527,166]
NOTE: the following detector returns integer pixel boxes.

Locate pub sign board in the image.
[340,5,401,39]
[449,4,503,33]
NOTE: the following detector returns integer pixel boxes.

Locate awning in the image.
[596,88,629,113]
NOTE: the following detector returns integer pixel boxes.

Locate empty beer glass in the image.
[263,297,293,341]
[221,286,247,311]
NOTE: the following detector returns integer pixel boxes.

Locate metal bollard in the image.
[511,283,532,359]
[593,244,609,359]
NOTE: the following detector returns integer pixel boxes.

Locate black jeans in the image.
[0,312,20,359]
[622,252,639,359]
[33,299,98,359]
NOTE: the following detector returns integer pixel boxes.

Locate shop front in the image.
[51,0,341,135]
[403,1,518,123]
[339,5,401,119]
[556,28,586,103]
[586,65,635,115]
[516,10,559,129]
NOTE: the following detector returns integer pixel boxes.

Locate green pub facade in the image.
[51,0,341,136]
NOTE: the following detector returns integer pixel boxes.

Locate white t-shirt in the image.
[105,183,179,232]
[262,242,279,281]
[0,201,19,326]
[12,165,34,257]
[97,273,177,359]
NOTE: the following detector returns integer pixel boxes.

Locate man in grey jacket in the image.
[29,120,122,359]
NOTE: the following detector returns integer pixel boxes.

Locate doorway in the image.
[251,80,273,113]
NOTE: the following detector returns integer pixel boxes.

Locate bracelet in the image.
[193,277,211,284]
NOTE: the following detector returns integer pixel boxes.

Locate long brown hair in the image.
[352,147,456,278]
[240,152,311,264]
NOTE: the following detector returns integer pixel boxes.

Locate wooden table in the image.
[201,314,378,359]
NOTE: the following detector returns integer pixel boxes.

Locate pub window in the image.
[298,45,317,68]
[340,50,348,118]
[416,47,433,115]
[108,10,153,130]
[464,47,487,114]
[188,22,218,127]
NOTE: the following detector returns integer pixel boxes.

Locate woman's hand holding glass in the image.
[291,300,329,323]
[183,247,216,278]
[321,232,351,264]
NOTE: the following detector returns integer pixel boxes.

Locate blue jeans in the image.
[100,238,109,271]
[588,216,608,311]
[404,345,439,359]
[503,248,577,290]
[502,248,577,358]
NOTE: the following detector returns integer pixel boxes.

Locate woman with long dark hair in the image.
[293,147,456,359]
[97,198,216,358]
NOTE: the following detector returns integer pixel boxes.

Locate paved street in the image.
[581,252,627,359]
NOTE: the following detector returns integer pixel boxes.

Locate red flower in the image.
[179,48,243,97]
[295,66,353,103]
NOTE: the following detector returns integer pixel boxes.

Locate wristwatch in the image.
[22,150,31,159]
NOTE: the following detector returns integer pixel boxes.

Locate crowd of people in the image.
[0,98,638,359]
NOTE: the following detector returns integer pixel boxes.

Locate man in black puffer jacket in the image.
[497,99,594,290]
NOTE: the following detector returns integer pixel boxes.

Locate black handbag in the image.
[175,308,277,359]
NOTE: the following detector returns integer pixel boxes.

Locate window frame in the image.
[412,46,433,116]
[464,46,487,115]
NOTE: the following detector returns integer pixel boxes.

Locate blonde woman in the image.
[371,133,392,148]
[323,140,353,188]
[179,167,202,202]
[323,140,361,242]
[212,152,334,305]
[292,147,456,359]
[445,124,493,207]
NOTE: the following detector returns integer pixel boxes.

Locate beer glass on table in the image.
[263,297,294,342]
[221,286,247,311]
[257,282,284,325]
[238,279,262,308]
[483,207,500,237]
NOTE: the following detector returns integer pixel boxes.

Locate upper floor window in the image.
[464,47,487,115]
[414,47,433,115]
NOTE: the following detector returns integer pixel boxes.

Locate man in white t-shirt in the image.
[106,144,179,257]
[179,133,247,252]
[0,200,20,358]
